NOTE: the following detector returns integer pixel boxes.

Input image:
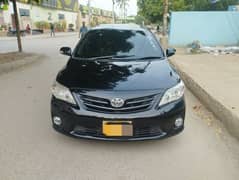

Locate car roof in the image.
[91,24,147,31]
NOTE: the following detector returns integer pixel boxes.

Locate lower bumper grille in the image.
[134,126,164,137]
[72,125,164,138]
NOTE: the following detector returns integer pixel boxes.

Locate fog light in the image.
[175,117,183,127]
[53,116,62,126]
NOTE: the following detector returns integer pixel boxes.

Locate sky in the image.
[79,0,138,16]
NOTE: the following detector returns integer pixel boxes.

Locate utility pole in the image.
[112,0,115,23]
[122,1,127,23]
[123,2,125,23]
[162,0,168,48]
[88,0,91,27]
[12,0,22,52]
[163,0,168,37]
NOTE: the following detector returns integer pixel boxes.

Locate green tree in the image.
[0,0,9,10]
[138,0,191,23]
[137,0,239,23]
[116,0,130,23]
[191,0,239,11]
[134,15,148,25]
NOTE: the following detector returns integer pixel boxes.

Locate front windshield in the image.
[74,29,164,59]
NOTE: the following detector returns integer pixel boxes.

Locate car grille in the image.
[134,126,163,137]
[78,94,157,113]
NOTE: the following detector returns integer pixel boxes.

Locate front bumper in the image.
[51,96,185,141]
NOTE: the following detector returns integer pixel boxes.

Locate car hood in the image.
[56,58,180,91]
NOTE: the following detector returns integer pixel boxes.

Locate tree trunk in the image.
[88,0,91,27]
[123,2,126,23]
[163,0,168,36]
[161,0,169,48]
[12,0,22,52]
[112,0,115,23]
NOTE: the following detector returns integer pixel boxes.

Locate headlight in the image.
[159,81,185,107]
[52,81,76,105]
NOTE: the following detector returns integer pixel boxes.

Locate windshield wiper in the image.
[137,56,164,60]
[87,55,135,61]
[74,55,161,61]
[112,55,135,59]
[88,55,115,61]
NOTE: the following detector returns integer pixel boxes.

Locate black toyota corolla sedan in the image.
[51,24,185,141]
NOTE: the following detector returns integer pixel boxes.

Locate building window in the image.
[58,14,65,20]
[19,8,30,16]
[42,0,57,8]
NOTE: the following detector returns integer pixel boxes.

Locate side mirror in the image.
[166,48,176,57]
[60,47,72,56]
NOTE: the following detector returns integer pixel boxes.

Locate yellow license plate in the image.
[102,121,133,137]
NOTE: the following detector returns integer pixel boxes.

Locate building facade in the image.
[1,0,79,31]
[0,1,113,32]
[79,4,113,27]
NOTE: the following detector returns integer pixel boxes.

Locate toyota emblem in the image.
[110,98,124,108]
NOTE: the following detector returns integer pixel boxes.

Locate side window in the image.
[148,31,165,56]
[58,14,65,20]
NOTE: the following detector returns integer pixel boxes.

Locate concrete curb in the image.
[170,60,239,140]
[0,54,45,75]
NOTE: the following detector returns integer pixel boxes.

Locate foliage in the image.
[68,23,74,28]
[91,16,99,27]
[35,20,67,31]
[190,0,239,11]
[55,20,67,32]
[137,0,239,23]
[137,0,193,23]
[134,15,149,25]
[0,0,8,5]
[116,0,130,9]
[26,0,41,5]
[0,0,8,10]
[0,24,7,31]
[138,0,163,23]
[35,21,50,29]
[116,0,130,21]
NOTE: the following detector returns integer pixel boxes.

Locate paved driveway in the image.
[0,35,239,180]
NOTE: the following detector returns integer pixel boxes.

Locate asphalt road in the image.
[0,35,239,180]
